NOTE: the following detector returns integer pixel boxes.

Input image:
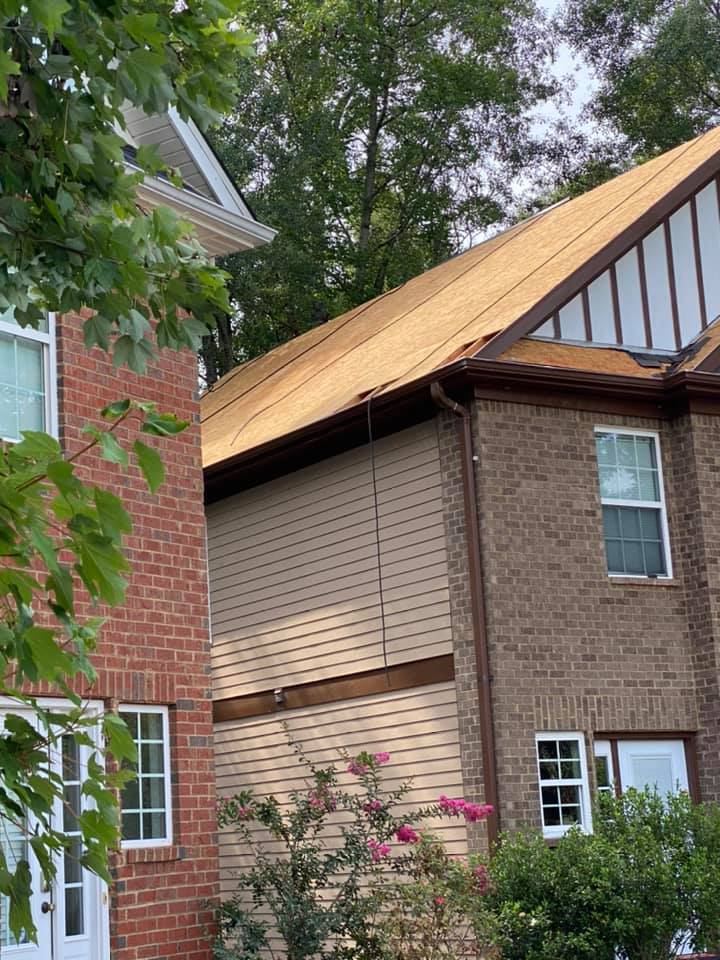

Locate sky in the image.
[538,0,597,122]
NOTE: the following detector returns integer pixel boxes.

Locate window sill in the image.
[608,576,679,587]
[120,844,185,865]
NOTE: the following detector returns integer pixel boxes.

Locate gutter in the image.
[430,382,500,850]
[203,358,720,502]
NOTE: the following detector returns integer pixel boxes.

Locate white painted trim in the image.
[167,108,252,218]
[0,313,58,443]
[118,704,173,850]
[535,731,593,839]
[593,426,673,579]
[136,175,276,255]
[593,739,615,794]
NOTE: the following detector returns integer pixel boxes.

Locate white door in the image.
[617,739,689,795]
[0,708,109,960]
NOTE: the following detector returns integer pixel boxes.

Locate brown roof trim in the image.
[480,151,720,360]
[203,359,720,502]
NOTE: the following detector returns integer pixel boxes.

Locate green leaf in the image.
[12,431,61,461]
[103,714,137,764]
[98,433,129,468]
[93,488,132,542]
[24,627,73,680]
[0,49,20,103]
[29,0,70,38]
[133,440,164,493]
[141,412,189,437]
[101,399,131,420]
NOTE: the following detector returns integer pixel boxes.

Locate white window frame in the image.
[0,310,58,442]
[535,731,593,839]
[592,739,616,796]
[594,426,672,579]
[118,704,173,849]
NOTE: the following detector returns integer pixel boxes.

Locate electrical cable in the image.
[366,393,390,686]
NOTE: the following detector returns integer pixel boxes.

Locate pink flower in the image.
[473,864,489,894]
[363,799,384,814]
[347,759,370,776]
[308,789,336,812]
[437,795,493,823]
[434,897,445,906]
[374,751,390,765]
[367,839,391,862]
[395,824,420,844]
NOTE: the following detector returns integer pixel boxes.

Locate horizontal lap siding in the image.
[214,681,468,896]
[207,422,452,698]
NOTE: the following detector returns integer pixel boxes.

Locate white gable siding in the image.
[530,177,720,352]
[206,421,453,700]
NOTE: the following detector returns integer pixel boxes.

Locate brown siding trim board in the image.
[213,654,455,723]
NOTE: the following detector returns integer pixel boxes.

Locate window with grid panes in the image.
[594,430,670,577]
[0,306,55,441]
[119,707,171,846]
[535,734,591,838]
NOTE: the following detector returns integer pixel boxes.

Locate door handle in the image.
[41,901,55,914]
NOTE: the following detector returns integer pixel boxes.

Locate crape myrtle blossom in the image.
[368,839,392,862]
[347,751,391,775]
[438,795,493,823]
[395,824,420,843]
[363,799,384,814]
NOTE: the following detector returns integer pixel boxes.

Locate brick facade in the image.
[438,396,719,842]
[55,313,218,960]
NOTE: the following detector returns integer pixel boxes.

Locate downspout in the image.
[431,381,500,849]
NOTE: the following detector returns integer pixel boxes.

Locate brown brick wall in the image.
[54,313,218,960]
[438,397,715,838]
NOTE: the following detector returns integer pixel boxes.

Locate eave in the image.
[136,175,276,257]
[203,359,720,503]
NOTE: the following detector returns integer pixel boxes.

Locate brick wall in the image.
[55,312,218,960]
[438,397,713,839]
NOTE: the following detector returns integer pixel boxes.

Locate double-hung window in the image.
[119,706,172,847]
[0,307,56,442]
[594,428,671,578]
[535,732,592,838]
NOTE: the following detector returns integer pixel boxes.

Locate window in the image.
[594,429,671,578]
[535,733,592,838]
[119,706,172,847]
[593,740,615,796]
[0,307,57,442]
[593,737,690,798]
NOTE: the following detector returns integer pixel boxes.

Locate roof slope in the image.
[202,125,720,469]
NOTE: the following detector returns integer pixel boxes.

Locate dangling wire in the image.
[367,393,390,685]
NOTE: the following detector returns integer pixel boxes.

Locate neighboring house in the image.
[1,112,274,960]
[203,123,720,888]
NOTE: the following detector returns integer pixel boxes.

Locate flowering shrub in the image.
[213,732,493,960]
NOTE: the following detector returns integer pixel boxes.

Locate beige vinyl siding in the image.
[207,422,452,699]
[214,681,468,896]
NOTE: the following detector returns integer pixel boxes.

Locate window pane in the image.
[595,434,616,464]
[65,887,84,937]
[142,812,166,839]
[623,540,644,574]
[141,743,164,775]
[537,741,557,761]
[603,506,620,538]
[16,340,43,392]
[638,469,659,500]
[141,776,166,809]
[561,804,582,825]
[0,334,16,387]
[644,540,664,577]
[141,713,164,740]
[122,812,140,840]
[122,778,139,810]
[605,538,624,573]
[617,436,637,466]
[542,786,559,805]
[560,759,581,778]
[120,711,139,739]
[599,466,620,498]
[635,436,657,469]
[559,740,580,760]
[539,759,559,780]
[543,806,561,826]
[615,467,640,499]
[17,390,44,433]
[64,839,83,885]
[604,506,666,576]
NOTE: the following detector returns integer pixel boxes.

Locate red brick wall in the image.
[56,312,218,960]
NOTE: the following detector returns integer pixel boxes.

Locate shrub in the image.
[486,789,720,960]
[214,734,492,960]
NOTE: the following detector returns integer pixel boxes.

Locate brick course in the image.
[438,397,716,842]
[51,312,218,960]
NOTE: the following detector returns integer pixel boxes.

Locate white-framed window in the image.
[594,427,671,578]
[593,737,690,798]
[0,307,57,442]
[593,739,615,796]
[118,705,172,848]
[535,732,592,838]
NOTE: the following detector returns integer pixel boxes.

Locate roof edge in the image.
[480,141,720,359]
[203,357,720,502]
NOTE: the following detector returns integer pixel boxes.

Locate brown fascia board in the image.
[203,359,720,502]
[481,150,720,360]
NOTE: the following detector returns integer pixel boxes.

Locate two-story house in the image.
[204,125,720,882]
[1,110,274,960]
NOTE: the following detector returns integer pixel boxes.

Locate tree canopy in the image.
[0,0,248,940]
[203,0,556,382]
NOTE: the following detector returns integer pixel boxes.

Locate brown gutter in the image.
[430,381,500,849]
[204,358,720,501]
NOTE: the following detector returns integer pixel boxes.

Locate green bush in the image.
[487,789,720,960]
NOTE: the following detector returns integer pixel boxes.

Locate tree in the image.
[560,0,720,157]
[0,0,249,940]
[202,0,556,383]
